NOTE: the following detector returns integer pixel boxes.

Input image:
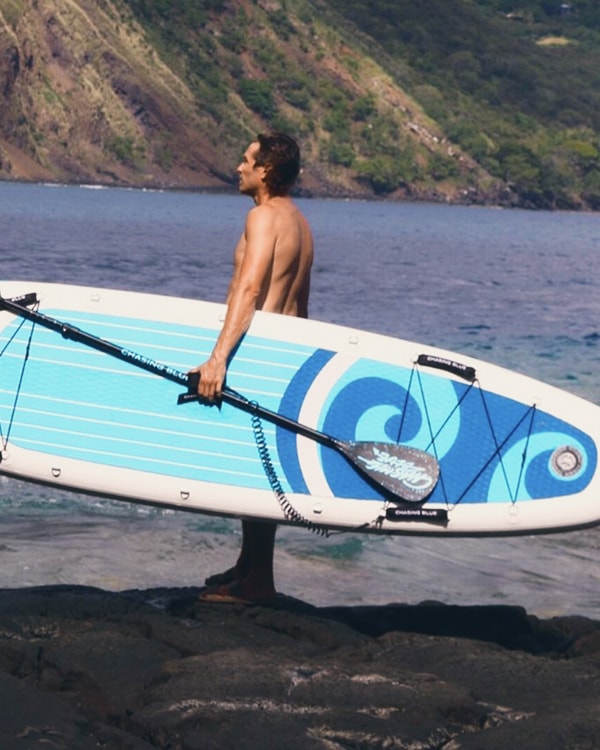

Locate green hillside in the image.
[325,0,600,208]
[1,0,599,208]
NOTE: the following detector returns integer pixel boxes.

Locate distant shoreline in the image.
[4,175,598,213]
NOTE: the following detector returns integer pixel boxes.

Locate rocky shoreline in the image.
[0,585,598,749]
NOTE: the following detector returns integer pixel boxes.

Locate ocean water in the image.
[0,182,599,618]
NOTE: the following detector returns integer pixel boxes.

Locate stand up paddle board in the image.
[1,281,598,536]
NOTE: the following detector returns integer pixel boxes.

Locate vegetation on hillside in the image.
[322,0,600,208]
[1,0,599,208]
[118,0,600,208]
[118,0,472,199]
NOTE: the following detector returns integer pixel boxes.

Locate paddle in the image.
[0,292,439,503]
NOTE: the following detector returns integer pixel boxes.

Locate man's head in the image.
[238,132,300,198]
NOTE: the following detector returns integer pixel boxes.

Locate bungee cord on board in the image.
[411,356,538,508]
[0,309,38,455]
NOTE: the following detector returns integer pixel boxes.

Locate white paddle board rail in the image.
[1,282,599,536]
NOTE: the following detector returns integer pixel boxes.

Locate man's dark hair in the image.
[254,132,300,196]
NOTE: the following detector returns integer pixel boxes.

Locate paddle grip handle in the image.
[178,372,200,402]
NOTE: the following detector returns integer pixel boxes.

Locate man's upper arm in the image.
[239,206,277,289]
[298,274,310,318]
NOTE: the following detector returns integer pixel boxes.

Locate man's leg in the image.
[240,520,276,598]
[203,520,277,602]
[205,519,253,586]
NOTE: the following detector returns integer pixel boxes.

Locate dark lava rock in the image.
[0,585,598,749]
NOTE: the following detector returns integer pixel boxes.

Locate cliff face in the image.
[0,0,503,202]
[0,0,225,188]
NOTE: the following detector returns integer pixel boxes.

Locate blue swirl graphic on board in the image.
[277,354,461,500]
[488,433,594,502]
[277,350,597,505]
[316,360,463,499]
[276,349,336,494]
[320,376,422,499]
[436,387,598,504]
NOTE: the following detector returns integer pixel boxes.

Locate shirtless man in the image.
[190,132,313,604]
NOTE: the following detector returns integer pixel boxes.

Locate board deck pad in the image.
[1,282,598,535]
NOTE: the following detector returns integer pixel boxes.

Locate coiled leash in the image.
[250,404,330,536]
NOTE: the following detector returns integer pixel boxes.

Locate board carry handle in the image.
[416,353,476,382]
[0,291,440,504]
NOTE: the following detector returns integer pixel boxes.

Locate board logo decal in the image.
[550,445,584,478]
[357,446,436,494]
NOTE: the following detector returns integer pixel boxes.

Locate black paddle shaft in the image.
[180,372,348,451]
[0,292,440,502]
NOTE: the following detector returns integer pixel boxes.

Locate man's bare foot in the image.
[204,567,239,587]
[199,579,276,606]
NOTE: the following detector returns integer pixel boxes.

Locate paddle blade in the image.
[339,441,439,504]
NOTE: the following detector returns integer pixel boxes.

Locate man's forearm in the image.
[211,286,258,364]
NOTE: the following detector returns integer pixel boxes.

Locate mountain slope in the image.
[1,0,599,208]
[0,0,226,187]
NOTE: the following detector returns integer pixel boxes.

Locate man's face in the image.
[237,142,266,196]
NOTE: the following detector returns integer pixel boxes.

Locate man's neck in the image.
[253,191,289,207]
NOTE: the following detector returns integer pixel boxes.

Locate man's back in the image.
[232,195,313,318]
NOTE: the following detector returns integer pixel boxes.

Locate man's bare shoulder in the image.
[247,197,307,233]
[244,202,279,232]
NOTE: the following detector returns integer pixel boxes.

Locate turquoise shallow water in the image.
[0,183,598,616]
